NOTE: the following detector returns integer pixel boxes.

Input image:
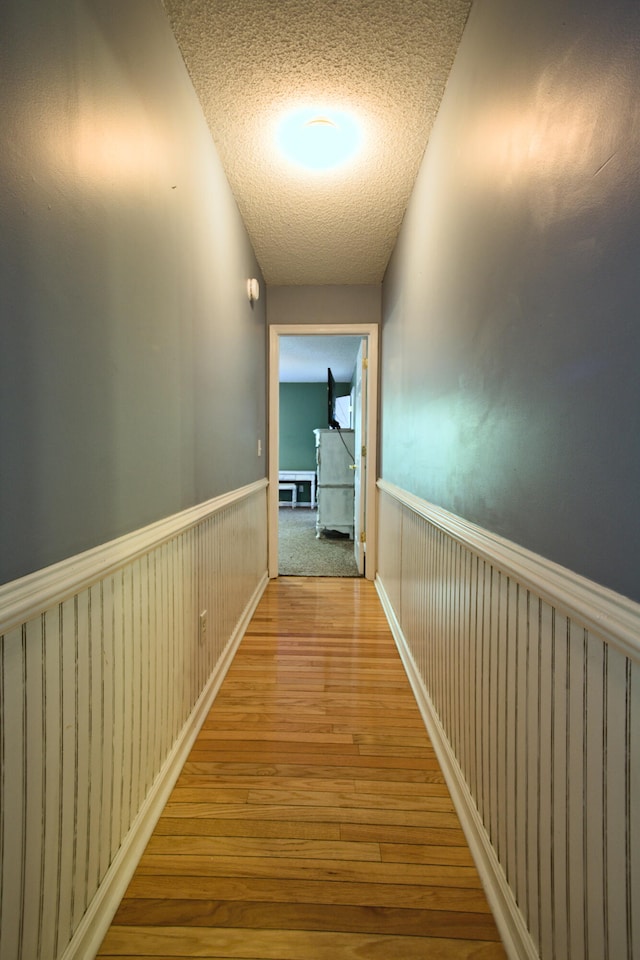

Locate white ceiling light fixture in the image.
[247,278,260,302]
[276,107,362,172]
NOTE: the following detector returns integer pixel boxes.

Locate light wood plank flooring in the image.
[97,576,506,960]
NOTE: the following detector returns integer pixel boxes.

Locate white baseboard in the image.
[61,572,269,960]
[375,573,539,960]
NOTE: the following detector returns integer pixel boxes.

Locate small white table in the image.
[278,470,317,509]
[278,482,297,508]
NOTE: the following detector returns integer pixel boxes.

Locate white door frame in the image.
[268,323,378,580]
[352,337,367,574]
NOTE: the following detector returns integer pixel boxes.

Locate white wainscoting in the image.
[376,480,639,960]
[0,480,268,960]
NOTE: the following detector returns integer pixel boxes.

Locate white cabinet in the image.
[313,429,355,539]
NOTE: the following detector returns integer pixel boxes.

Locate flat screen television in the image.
[327,367,340,429]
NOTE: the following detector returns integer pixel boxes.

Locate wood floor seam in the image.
[97,577,507,960]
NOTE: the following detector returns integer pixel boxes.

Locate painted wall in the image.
[280,383,327,475]
[0,0,266,585]
[279,382,350,486]
[381,0,640,602]
[268,284,381,326]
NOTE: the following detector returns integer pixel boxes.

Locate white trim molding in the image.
[61,573,267,960]
[377,478,640,664]
[0,479,267,638]
[376,480,640,960]
[376,576,539,960]
[0,482,268,960]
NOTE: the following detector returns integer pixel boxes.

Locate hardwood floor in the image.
[97,576,506,959]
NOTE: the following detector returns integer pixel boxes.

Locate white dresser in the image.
[313,429,355,539]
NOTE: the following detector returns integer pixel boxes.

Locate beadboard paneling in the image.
[0,481,267,960]
[376,480,639,960]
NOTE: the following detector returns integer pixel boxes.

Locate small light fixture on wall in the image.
[247,278,260,303]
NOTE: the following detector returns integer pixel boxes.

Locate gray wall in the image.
[381,0,640,602]
[268,284,380,326]
[0,0,266,584]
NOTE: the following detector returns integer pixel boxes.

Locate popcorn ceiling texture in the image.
[164,0,471,285]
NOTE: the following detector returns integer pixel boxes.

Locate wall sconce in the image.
[247,278,260,303]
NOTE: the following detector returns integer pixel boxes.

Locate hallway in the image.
[97,577,506,959]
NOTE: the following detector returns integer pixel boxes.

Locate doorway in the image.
[268,323,378,580]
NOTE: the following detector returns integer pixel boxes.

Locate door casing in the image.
[268,323,379,580]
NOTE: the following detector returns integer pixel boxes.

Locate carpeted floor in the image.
[278,507,360,577]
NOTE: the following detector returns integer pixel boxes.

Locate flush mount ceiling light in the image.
[276,108,362,172]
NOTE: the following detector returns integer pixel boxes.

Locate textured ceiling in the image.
[164,0,471,285]
[279,335,362,382]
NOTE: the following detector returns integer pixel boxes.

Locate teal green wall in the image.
[279,384,325,471]
[279,382,349,501]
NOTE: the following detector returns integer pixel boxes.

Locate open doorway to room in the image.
[268,324,378,581]
[278,336,361,577]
